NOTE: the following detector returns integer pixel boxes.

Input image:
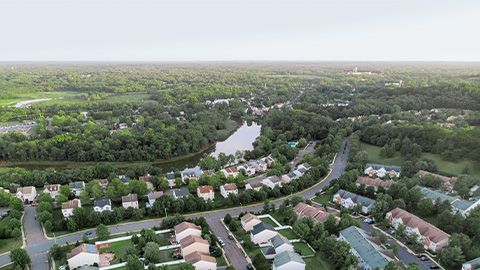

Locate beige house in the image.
[197,186,214,201]
[43,184,61,198]
[62,199,81,218]
[16,186,37,202]
[122,194,139,209]
[174,221,202,243]
[67,244,99,269]
[180,235,209,257]
[220,183,238,198]
[241,213,262,232]
[184,251,217,270]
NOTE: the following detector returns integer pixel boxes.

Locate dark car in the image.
[420,257,429,261]
[387,230,395,235]
[246,265,253,270]
[85,231,92,235]
[430,266,440,269]
[417,254,426,258]
[228,235,234,240]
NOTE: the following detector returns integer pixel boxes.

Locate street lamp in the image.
[165,208,168,217]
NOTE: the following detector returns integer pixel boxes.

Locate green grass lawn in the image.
[359,142,480,176]
[313,191,334,205]
[247,246,263,257]
[277,229,297,240]
[270,212,288,226]
[304,252,333,270]
[216,255,228,267]
[99,240,135,264]
[34,93,153,107]
[293,242,315,256]
[234,230,251,242]
[0,215,23,254]
[260,217,278,227]
[158,249,177,262]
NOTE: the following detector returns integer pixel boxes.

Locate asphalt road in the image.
[0,139,350,269]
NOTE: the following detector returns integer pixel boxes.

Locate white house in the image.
[173,188,190,199]
[251,222,278,244]
[197,186,214,201]
[237,164,255,176]
[338,226,393,270]
[16,186,37,203]
[246,181,263,191]
[297,163,311,172]
[386,208,450,252]
[462,257,480,270]
[262,176,282,189]
[221,167,239,178]
[272,251,306,270]
[122,194,139,209]
[164,172,176,188]
[241,213,262,232]
[180,235,210,257]
[67,244,100,269]
[184,251,216,270]
[365,164,401,178]
[248,160,268,172]
[261,234,294,259]
[174,221,202,243]
[69,181,85,196]
[43,184,60,198]
[333,189,376,213]
[220,183,238,198]
[281,171,298,184]
[62,199,81,218]
[93,199,112,213]
[146,191,164,208]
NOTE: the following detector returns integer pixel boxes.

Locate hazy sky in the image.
[1,0,479,61]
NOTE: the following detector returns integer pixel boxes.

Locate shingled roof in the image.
[336,189,376,207]
[184,251,216,264]
[180,235,208,249]
[356,177,395,189]
[174,222,201,234]
[416,170,457,185]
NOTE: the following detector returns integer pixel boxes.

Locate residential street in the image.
[0,139,350,269]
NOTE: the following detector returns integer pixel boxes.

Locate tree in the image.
[292,222,310,240]
[44,220,52,232]
[9,197,24,212]
[438,246,465,269]
[126,254,143,270]
[121,245,138,262]
[50,244,64,260]
[224,213,232,225]
[379,233,388,245]
[9,248,31,269]
[252,254,267,268]
[228,221,238,232]
[11,228,22,238]
[60,185,73,198]
[396,224,407,238]
[56,194,68,204]
[324,214,338,235]
[144,242,161,263]
[418,199,434,216]
[390,242,399,257]
[96,224,110,241]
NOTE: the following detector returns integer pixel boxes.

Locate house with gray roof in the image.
[365,164,401,178]
[246,181,263,191]
[251,222,278,244]
[272,251,306,270]
[164,172,176,188]
[261,234,293,259]
[339,226,394,270]
[416,186,480,216]
[180,167,202,183]
[462,257,480,270]
[173,188,190,199]
[333,189,376,213]
[93,199,112,213]
[262,176,282,189]
[69,181,85,196]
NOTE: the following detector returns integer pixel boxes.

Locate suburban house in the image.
[416,170,457,188]
[184,251,216,270]
[202,170,216,176]
[293,202,334,223]
[297,163,311,172]
[16,186,37,202]
[221,167,239,178]
[173,188,190,199]
[272,251,306,270]
[248,160,268,172]
[246,181,263,191]
[261,234,294,259]
[69,181,85,196]
[122,194,139,209]
[416,186,480,216]
[386,208,450,252]
[281,171,300,184]
[355,176,395,190]
[67,244,100,269]
[180,235,210,257]
[333,189,376,213]
[62,199,81,218]
[264,155,275,166]
[146,191,164,208]
[262,176,282,189]
[98,179,108,190]
[197,186,214,201]
[241,213,262,231]
[118,175,130,184]
[364,164,401,178]
[251,222,278,244]
[174,221,202,243]
[452,198,480,217]
[164,172,176,188]
[338,226,394,270]
[237,164,256,176]
[138,174,152,182]
[93,199,112,213]
[462,257,480,270]
[220,183,238,198]
[43,184,61,198]
[181,167,203,183]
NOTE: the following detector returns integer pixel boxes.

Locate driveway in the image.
[0,139,350,269]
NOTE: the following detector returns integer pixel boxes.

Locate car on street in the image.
[420,257,429,261]
[363,218,374,224]
[218,238,225,247]
[429,266,440,269]
[228,235,234,240]
[246,265,253,270]
[85,231,92,235]
[387,229,395,235]
[417,254,426,258]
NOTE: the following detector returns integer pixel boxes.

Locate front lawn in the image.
[0,215,23,254]
[234,230,251,242]
[293,242,314,256]
[99,240,135,264]
[304,252,332,270]
[313,191,334,205]
[270,212,288,226]
[277,229,297,240]
[216,255,228,267]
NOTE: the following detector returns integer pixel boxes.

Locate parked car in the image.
[246,265,254,270]
[363,218,373,224]
[228,235,234,240]
[387,229,395,235]
[85,231,92,235]
[218,238,225,247]
[420,257,429,261]
[417,254,426,258]
[429,266,440,269]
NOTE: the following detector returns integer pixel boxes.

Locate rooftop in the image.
[94,198,111,208]
[122,194,138,203]
[198,186,214,194]
[174,221,202,234]
[62,199,81,210]
[273,251,305,268]
[366,164,401,172]
[147,191,164,201]
[416,170,457,185]
[356,177,395,189]
[251,222,276,235]
[222,183,237,191]
[241,213,260,223]
[174,188,190,197]
[180,235,209,249]
[184,251,216,264]
[67,244,97,260]
[336,189,376,207]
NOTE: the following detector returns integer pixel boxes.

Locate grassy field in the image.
[0,92,81,106]
[313,190,334,205]
[359,142,480,176]
[304,252,332,270]
[277,229,297,240]
[31,92,153,107]
[0,215,23,254]
[260,217,278,227]
[293,242,315,256]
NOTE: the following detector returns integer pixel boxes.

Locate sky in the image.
[1,0,479,61]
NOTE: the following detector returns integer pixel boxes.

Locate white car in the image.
[218,238,225,247]
[363,218,373,224]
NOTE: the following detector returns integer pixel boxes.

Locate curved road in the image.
[0,139,350,270]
